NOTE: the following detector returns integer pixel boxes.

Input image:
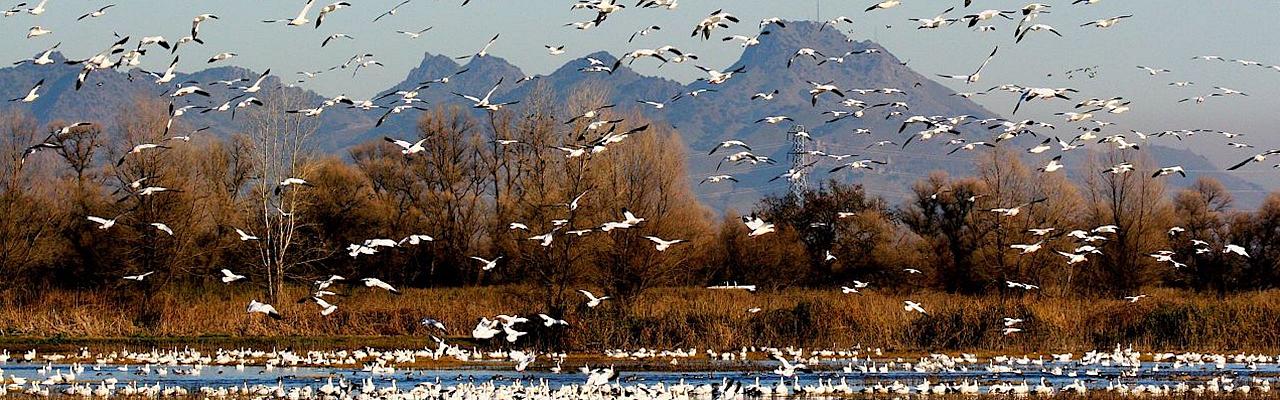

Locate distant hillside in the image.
[0,21,1265,209]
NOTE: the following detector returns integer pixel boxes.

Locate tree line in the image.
[0,84,1276,316]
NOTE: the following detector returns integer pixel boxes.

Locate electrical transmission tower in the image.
[787,124,810,198]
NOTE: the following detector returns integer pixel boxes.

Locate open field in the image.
[2,285,1279,353]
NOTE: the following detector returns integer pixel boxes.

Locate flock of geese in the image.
[0,345,1272,398]
[3,0,1278,394]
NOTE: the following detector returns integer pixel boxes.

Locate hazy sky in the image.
[2,0,1279,177]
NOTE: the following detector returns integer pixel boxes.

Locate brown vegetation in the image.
[1,87,1278,349]
[1,286,1279,353]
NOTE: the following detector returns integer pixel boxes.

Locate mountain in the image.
[0,51,376,150]
[0,21,1266,209]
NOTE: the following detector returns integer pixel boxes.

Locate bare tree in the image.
[1081,150,1172,295]
[0,110,61,285]
[241,89,324,301]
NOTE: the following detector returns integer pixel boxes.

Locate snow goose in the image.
[220,269,246,283]
[742,216,775,237]
[865,0,901,12]
[373,0,410,22]
[643,236,685,251]
[247,300,283,320]
[234,228,258,241]
[76,4,114,20]
[9,79,43,102]
[26,26,51,38]
[86,215,119,230]
[937,46,997,84]
[453,77,518,111]
[700,175,737,184]
[314,1,351,28]
[396,27,432,39]
[578,289,611,307]
[1152,166,1185,178]
[150,222,174,235]
[362,278,401,294]
[469,256,501,271]
[1227,149,1280,170]
[1082,15,1131,28]
[692,9,738,40]
[904,300,926,314]
[123,271,155,281]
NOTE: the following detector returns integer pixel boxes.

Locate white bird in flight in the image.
[578,289,611,307]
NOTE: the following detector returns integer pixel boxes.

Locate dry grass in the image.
[1,285,1278,353]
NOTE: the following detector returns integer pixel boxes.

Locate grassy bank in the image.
[1,285,1278,353]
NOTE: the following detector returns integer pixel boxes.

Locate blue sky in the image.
[2,0,1279,176]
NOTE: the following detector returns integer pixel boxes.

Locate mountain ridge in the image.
[0,21,1265,209]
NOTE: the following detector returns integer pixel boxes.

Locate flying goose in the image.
[220,269,246,283]
[700,175,737,185]
[241,69,271,93]
[1227,149,1280,170]
[807,81,845,106]
[829,159,887,173]
[310,297,337,316]
[1224,244,1249,258]
[123,271,156,281]
[989,198,1047,217]
[911,7,958,29]
[453,77,518,111]
[1152,166,1185,178]
[314,1,351,28]
[1057,251,1087,264]
[77,4,114,20]
[456,33,499,60]
[1136,65,1170,75]
[787,48,824,68]
[865,0,901,12]
[723,32,769,47]
[9,79,43,102]
[373,0,410,22]
[207,52,236,63]
[1012,87,1075,114]
[26,26,51,38]
[1015,23,1061,43]
[937,46,997,84]
[25,0,47,15]
[577,289,610,307]
[742,216,775,237]
[964,8,1015,27]
[904,300,926,314]
[756,115,792,124]
[692,9,738,40]
[1010,241,1044,254]
[86,215,119,230]
[14,42,60,66]
[469,256,502,271]
[362,278,401,294]
[1038,155,1064,173]
[247,300,283,319]
[263,0,317,26]
[396,27,432,39]
[384,137,426,155]
[1082,15,1131,28]
[643,236,685,251]
[150,222,174,236]
[538,314,568,327]
[234,228,258,241]
[695,65,746,84]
